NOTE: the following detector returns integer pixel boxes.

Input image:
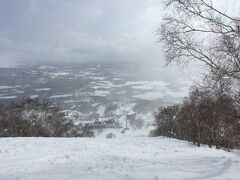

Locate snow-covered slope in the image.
[0,136,239,180]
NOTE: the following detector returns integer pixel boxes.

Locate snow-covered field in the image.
[1,135,239,180]
[0,62,194,131]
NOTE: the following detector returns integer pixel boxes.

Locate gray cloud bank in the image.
[0,0,165,66]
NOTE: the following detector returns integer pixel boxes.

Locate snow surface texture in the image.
[0,133,240,180]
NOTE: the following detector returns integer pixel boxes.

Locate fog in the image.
[0,0,164,66]
[0,0,238,81]
[0,1,203,124]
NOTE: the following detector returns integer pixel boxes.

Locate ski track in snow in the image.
[0,136,239,180]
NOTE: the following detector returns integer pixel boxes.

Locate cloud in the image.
[0,0,166,65]
[1,0,237,69]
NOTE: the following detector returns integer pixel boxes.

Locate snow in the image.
[88,76,106,80]
[14,90,24,94]
[167,89,188,98]
[116,90,126,94]
[0,86,20,89]
[0,135,239,180]
[29,95,39,99]
[133,91,164,100]
[93,90,110,96]
[125,81,168,91]
[96,105,106,117]
[90,81,122,90]
[0,96,18,99]
[133,87,189,100]
[35,88,51,92]
[113,78,122,81]
[114,103,136,116]
[50,94,73,99]
[49,72,70,77]
[0,86,13,89]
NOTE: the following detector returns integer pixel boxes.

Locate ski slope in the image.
[0,134,240,180]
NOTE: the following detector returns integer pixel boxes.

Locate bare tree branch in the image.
[158,0,240,81]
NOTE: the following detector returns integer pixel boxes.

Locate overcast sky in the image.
[0,0,165,66]
[0,0,239,68]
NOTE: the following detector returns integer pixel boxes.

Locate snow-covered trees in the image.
[0,98,94,137]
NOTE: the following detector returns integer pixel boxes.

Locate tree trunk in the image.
[197,121,201,147]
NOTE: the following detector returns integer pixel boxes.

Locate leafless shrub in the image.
[0,98,94,137]
[154,81,240,150]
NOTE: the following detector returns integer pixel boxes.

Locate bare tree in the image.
[158,0,240,81]
[153,105,180,138]
[0,98,77,137]
[153,80,240,149]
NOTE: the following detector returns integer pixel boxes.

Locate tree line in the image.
[152,80,240,150]
[0,98,94,137]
